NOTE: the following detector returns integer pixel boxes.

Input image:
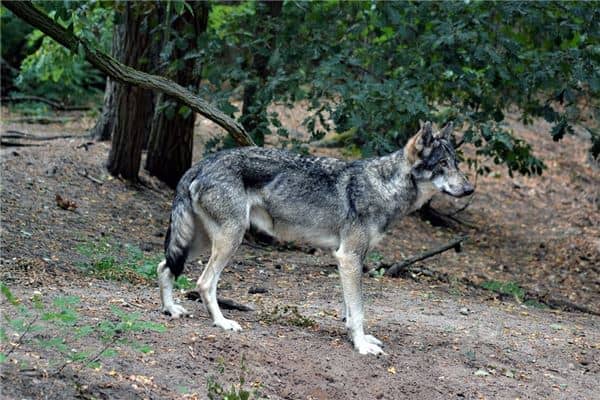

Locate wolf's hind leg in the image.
[196,229,244,331]
[157,260,190,318]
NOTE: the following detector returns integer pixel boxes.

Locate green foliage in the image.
[12,1,113,104]
[204,1,599,172]
[4,1,598,171]
[0,283,167,370]
[481,280,525,302]
[75,238,192,289]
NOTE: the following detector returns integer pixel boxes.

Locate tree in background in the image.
[205,1,599,173]
[105,1,155,181]
[239,1,282,146]
[3,1,599,186]
[145,1,210,188]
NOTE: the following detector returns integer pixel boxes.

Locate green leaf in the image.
[0,282,19,306]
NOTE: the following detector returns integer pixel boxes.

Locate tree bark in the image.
[3,0,255,147]
[89,77,115,141]
[106,2,154,181]
[145,2,209,188]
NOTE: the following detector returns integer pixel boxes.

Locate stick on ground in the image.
[185,290,255,312]
[384,236,468,277]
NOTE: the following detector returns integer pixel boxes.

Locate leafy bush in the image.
[14,1,113,104]
[204,1,599,173]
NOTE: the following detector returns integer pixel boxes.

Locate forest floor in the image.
[1,106,599,399]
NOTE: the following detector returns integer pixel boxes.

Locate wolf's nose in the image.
[463,184,474,195]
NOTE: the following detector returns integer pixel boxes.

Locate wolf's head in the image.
[404,122,474,198]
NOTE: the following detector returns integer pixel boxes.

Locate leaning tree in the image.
[3,0,255,181]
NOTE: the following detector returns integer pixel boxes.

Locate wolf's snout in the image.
[462,182,474,196]
[463,182,475,196]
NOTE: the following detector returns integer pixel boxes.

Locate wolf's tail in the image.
[164,191,195,278]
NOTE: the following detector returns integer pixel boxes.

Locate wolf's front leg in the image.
[334,244,385,355]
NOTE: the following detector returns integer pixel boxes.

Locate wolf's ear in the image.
[405,121,433,164]
[435,122,453,139]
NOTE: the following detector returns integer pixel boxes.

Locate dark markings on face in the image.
[416,139,458,177]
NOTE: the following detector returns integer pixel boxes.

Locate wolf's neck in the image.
[365,150,412,183]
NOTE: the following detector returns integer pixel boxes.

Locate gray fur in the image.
[157,122,473,355]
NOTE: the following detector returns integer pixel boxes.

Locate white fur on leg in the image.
[157,260,189,318]
[364,334,383,346]
[335,246,385,355]
[213,317,242,331]
[196,245,243,332]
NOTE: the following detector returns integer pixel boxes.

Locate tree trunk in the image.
[89,77,115,141]
[240,1,282,146]
[4,1,255,147]
[145,2,209,188]
[106,2,154,181]
[89,22,118,142]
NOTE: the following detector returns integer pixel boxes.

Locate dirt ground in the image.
[1,107,599,399]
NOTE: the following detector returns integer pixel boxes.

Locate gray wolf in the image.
[157,121,473,355]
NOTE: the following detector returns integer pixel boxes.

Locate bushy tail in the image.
[164,192,195,278]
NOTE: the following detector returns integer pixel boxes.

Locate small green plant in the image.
[76,238,193,289]
[367,250,384,264]
[0,282,166,372]
[259,305,317,328]
[206,356,263,400]
[481,280,525,302]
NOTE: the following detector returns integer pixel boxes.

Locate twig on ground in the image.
[78,169,104,185]
[5,315,39,357]
[382,236,468,277]
[54,335,119,376]
[185,290,255,311]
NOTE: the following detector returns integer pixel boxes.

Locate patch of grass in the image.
[259,305,317,328]
[76,238,192,289]
[0,282,167,371]
[523,299,548,309]
[481,280,525,302]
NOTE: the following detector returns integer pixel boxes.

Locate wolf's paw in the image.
[214,318,242,332]
[162,304,190,319]
[355,339,386,356]
[364,334,383,346]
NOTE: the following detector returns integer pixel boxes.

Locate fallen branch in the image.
[5,116,78,124]
[1,95,90,111]
[185,290,255,312]
[380,260,600,317]
[383,236,468,277]
[528,292,600,317]
[78,169,104,185]
[0,141,43,147]
[418,202,477,228]
[2,130,80,140]
[4,1,255,147]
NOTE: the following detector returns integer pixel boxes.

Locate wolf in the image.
[156,121,473,355]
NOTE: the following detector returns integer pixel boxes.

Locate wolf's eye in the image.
[439,160,449,168]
